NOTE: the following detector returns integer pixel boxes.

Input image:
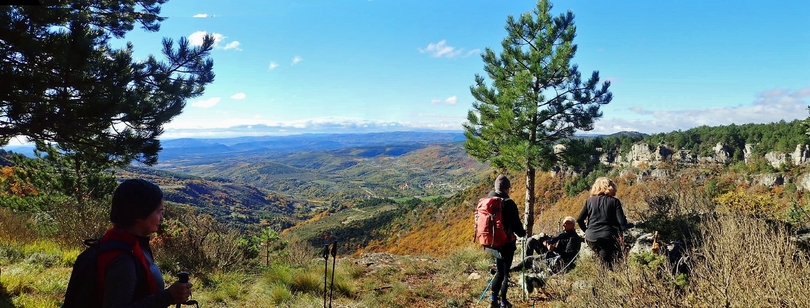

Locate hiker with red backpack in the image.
[475,174,526,308]
[62,179,192,308]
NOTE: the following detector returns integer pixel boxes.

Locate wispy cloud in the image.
[223,41,241,51]
[590,87,810,135]
[292,56,303,65]
[192,13,212,18]
[163,116,463,138]
[230,93,246,100]
[188,31,240,51]
[191,97,221,108]
[431,96,458,105]
[268,62,279,70]
[419,40,478,59]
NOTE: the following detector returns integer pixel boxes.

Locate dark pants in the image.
[586,237,621,270]
[489,248,515,300]
[509,252,557,273]
[525,236,550,256]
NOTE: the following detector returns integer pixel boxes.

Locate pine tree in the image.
[0,1,215,199]
[463,0,612,235]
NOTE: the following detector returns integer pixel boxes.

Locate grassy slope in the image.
[4,163,810,307]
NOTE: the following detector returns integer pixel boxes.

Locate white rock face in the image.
[755,173,785,187]
[765,151,789,168]
[797,174,810,191]
[744,144,754,164]
[793,145,810,165]
[713,143,731,164]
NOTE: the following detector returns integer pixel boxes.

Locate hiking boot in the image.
[489,299,499,308]
[500,299,513,308]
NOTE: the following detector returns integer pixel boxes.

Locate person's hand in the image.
[167,281,193,304]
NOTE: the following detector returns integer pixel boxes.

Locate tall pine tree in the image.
[464,0,612,235]
[0,1,215,200]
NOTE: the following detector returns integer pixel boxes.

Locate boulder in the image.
[765,151,789,168]
[797,174,810,191]
[793,145,810,165]
[713,143,731,164]
[629,232,657,255]
[755,173,785,187]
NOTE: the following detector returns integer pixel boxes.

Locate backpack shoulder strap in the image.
[98,240,133,254]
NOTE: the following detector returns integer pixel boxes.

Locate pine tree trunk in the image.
[524,167,536,236]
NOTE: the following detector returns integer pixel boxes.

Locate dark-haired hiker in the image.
[485,175,526,308]
[98,179,191,307]
[576,177,629,270]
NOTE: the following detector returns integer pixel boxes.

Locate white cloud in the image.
[431,96,458,105]
[419,40,479,59]
[223,41,241,51]
[188,31,224,47]
[162,116,464,138]
[292,56,303,65]
[419,40,461,58]
[230,93,246,100]
[589,87,810,135]
[192,13,211,18]
[268,62,279,70]
[191,97,221,108]
[188,31,240,51]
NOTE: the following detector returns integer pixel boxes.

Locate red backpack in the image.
[474,197,513,248]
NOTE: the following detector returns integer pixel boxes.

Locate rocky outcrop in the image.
[792,145,810,165]
[764,152,790,168]
[713,143,731,164]
[623,144,672,167]
[762,145,810,168]
[672,150,696,163]
[599,142,810,169]
[796,174,810,191]
[755,173,785,187]
[744,144,754,164]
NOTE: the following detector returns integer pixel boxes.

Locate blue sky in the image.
[109,0,809,139]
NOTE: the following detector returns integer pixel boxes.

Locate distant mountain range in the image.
[0,130,647,159]
[157,131,467,161]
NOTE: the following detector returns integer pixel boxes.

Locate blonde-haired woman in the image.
[575,177,629,269]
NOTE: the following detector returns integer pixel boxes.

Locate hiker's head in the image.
[562,216,576,231]
[110,179,164,232]
[494,174,511,192]
[589,177,617,196]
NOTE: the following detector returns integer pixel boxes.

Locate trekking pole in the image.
[521,237,526,301]
[477,271,496,303]
[322,244,330,308]
[175,272,200,308]
[329,241,337,308]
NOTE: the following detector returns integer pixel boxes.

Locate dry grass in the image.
[5,169,810,307]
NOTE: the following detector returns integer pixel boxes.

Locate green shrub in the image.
[267,283,292,305]
[289,270,321,294]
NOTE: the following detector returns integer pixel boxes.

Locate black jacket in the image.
[487,190,527,252]
[547,229,582,263]
[576,195,628,241]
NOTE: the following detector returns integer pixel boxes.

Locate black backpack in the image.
[61,239,133,308]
